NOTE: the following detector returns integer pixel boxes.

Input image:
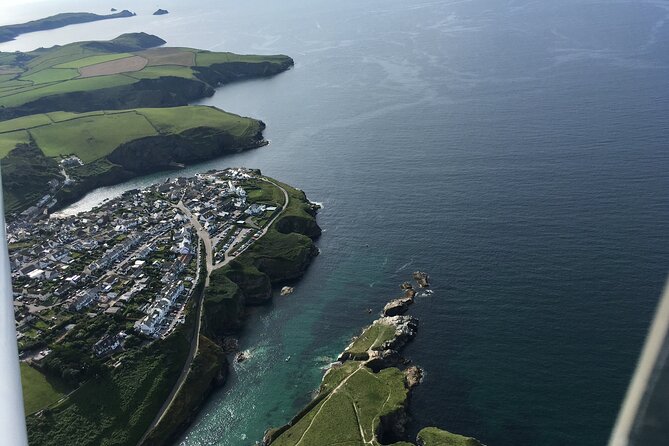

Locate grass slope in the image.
[346,322,398,356]
[417,428,485,446]
[271,362,408,446]
[20,363,70,415]
[0,106,259,162]
[31,111,157,162]
[26,326,190,446]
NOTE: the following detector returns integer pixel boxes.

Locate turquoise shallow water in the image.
[3,1,669,445]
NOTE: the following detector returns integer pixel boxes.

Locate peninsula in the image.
[13,168,320,446]
[0,33,294,217]
[0,11,136,43]
[263,278,484,446]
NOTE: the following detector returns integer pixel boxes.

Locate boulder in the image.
[383,296,413,316]
[404,365,423,389]
[413,271,430,288]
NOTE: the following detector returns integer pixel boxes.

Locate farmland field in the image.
[20,363,70,415]
[53,53,133,69]
[30,111,158,163]
[0,106,261,162]
[79,56,148,77]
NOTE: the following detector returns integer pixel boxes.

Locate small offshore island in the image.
[263,277,484,446]
[12,168,321,446]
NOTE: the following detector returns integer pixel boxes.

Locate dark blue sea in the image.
[3,0,668,445]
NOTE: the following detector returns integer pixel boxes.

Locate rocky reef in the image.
[413,271,430,288]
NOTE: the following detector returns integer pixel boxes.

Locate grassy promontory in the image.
[417,427,485,446]
[0,33,293,120]
[263,281,485,446]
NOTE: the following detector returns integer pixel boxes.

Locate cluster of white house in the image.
[134,281,186,336]
[85,234,143,273]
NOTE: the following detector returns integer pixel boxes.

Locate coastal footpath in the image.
[0,32,294,216]
[263,277,485,446]
[15,168,321,446]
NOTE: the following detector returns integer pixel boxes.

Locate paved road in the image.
[139,177,289,443]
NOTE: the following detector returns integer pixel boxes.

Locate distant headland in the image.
[0,11,136,43]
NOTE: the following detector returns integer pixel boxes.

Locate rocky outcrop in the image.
[405,366,423,389]
[153,9,169,15]
[203,276,246,337]
[413,271,430,288]
[416,428,485,446]
[377,403,411,445]
[376,315,419,351]
[280,286,294,296]
[383,296,414,316]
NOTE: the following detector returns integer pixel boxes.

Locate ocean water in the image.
[3,1,669,445]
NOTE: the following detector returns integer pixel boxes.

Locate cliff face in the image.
[194,59,294,86]
[204,277,246,336]
[224,261,273,306]
[141,335,227,446]
[203,184,321,340]
[0,56,293,120]
[107,125,265,173]
[275,214,322,239]
[0,77,214,121]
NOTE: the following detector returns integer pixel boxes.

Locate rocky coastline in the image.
[262,273,485,446]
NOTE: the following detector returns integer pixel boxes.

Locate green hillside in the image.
[0,106,264,214]
[0,33,293,118]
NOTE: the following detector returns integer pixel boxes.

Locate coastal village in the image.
[7,168,283,363]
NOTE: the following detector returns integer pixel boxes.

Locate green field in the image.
[0,74,137,107]
[20,363,70,415]
[138,106,255,136]
[416,428,485,446]
[21,68,80,84]
[195,51,290,66]
[30,111,157,162]
[271,363,408,446]
[54,53,132,69]
[124,65,195,80]
[0,130,29,157]
[0,106,260,162]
